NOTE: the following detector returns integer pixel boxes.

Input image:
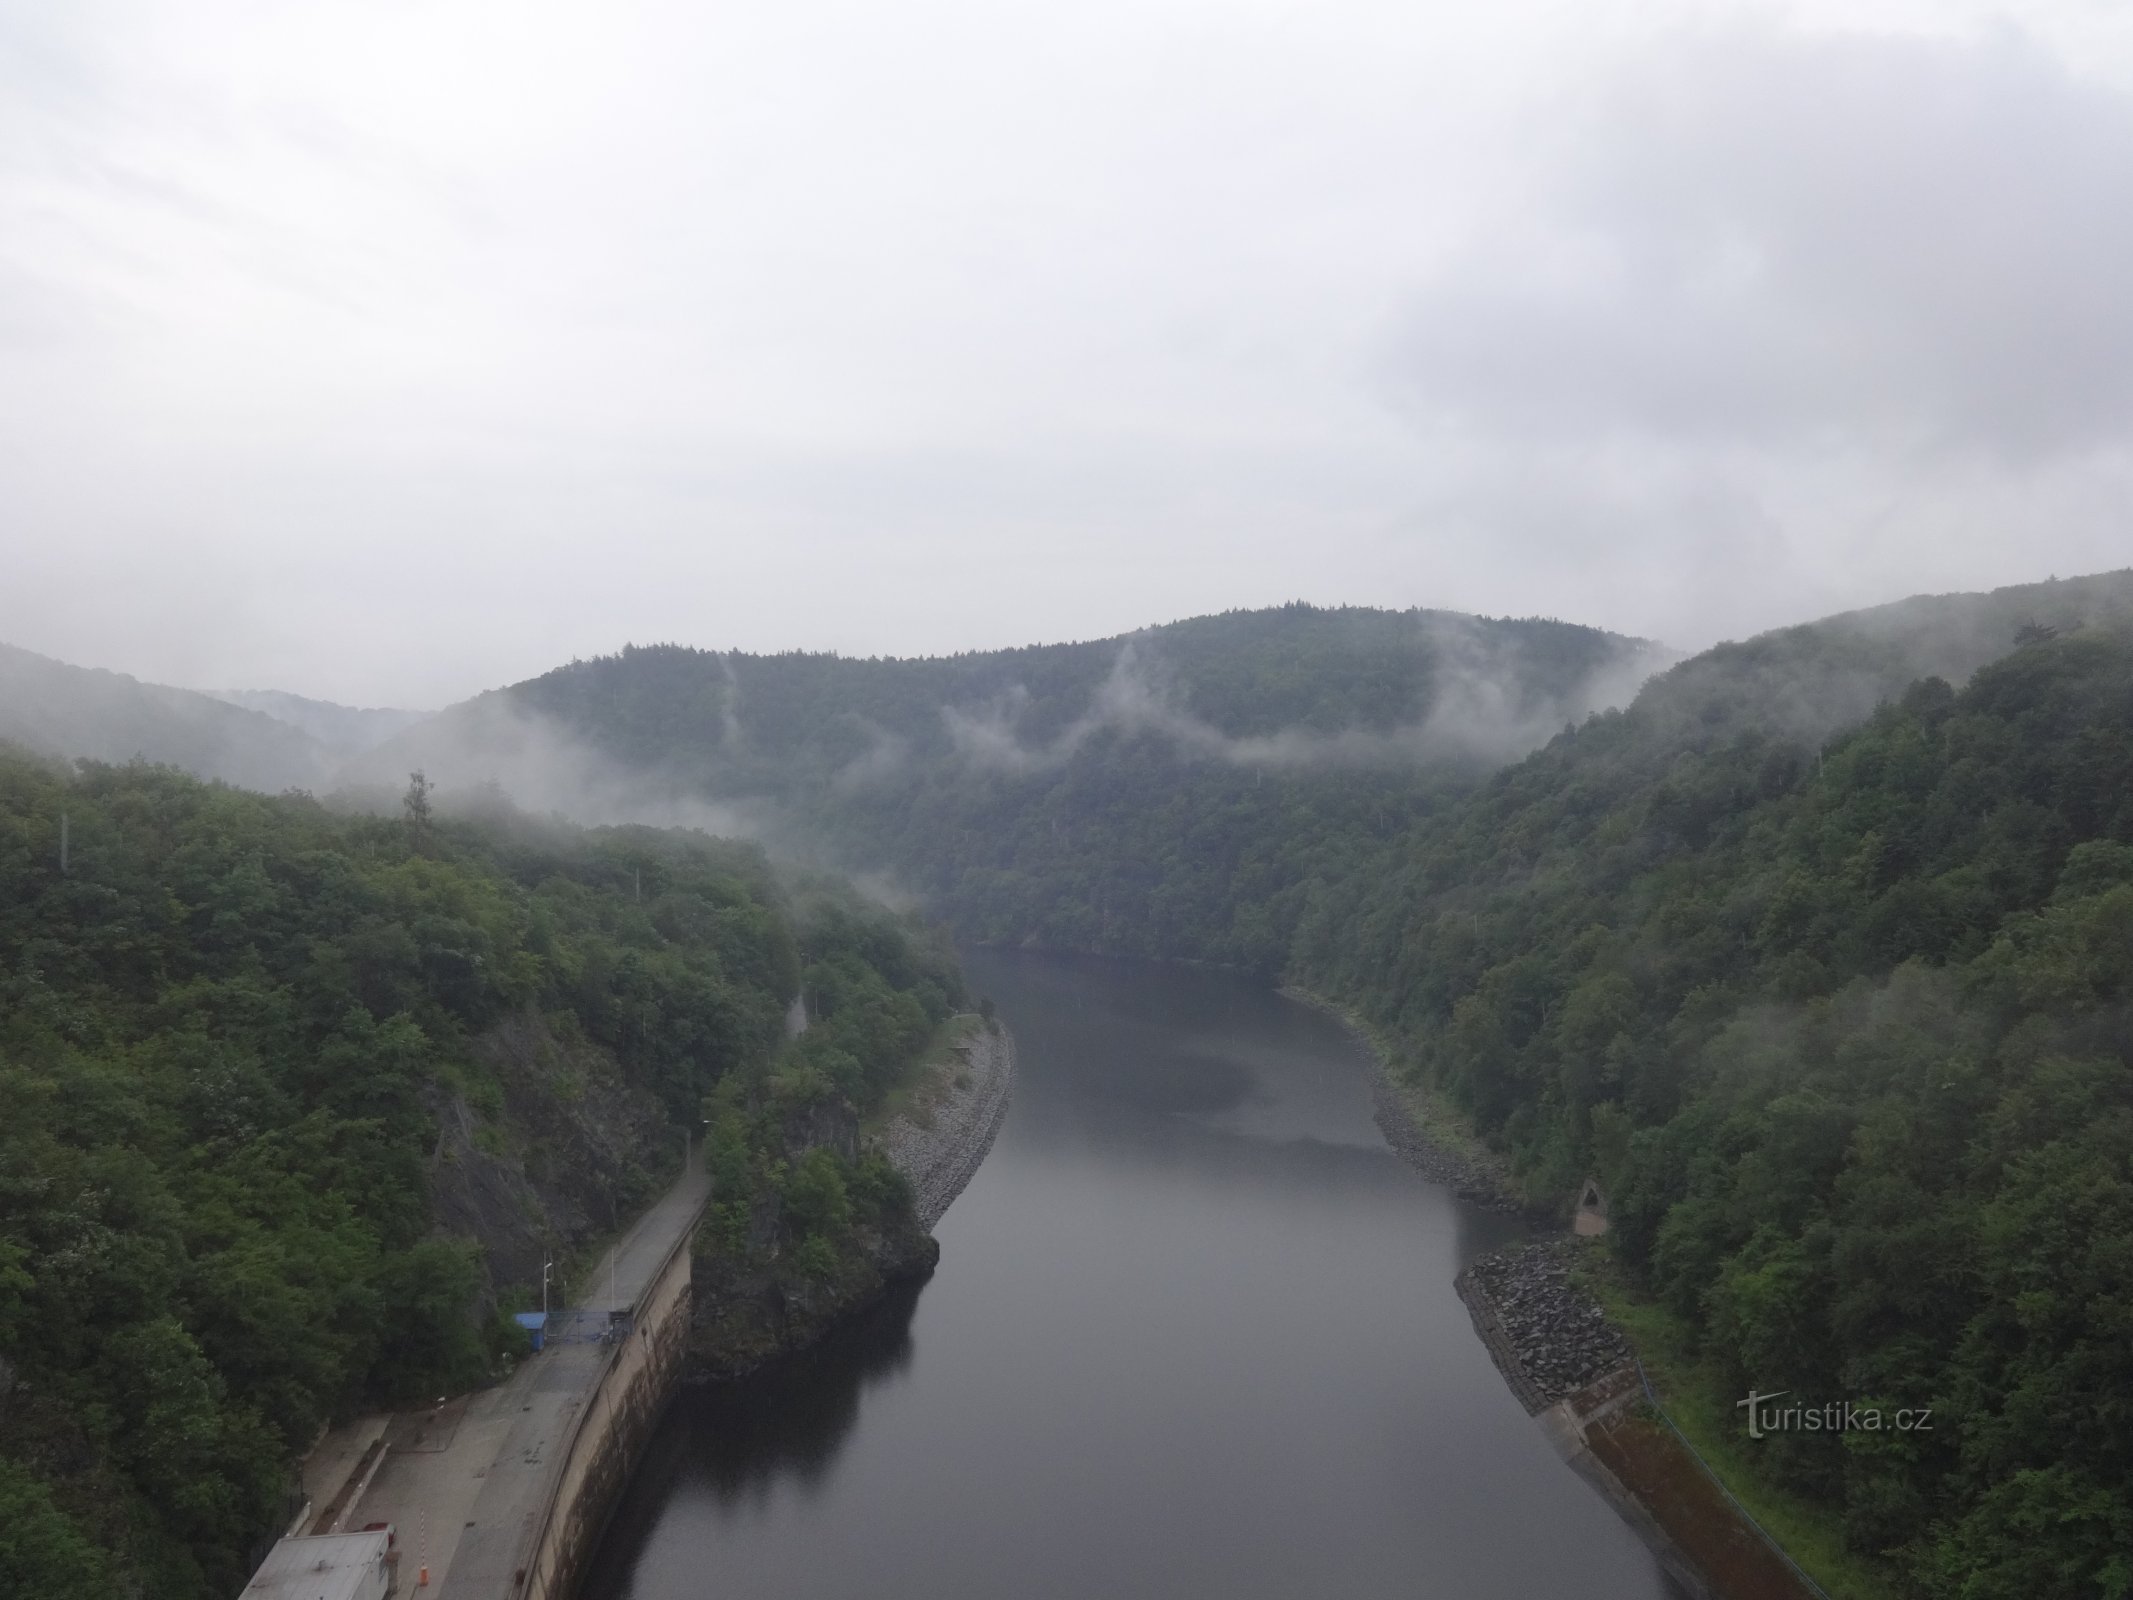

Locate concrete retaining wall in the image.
[513,1228,694,1600]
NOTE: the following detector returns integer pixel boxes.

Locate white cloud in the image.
[2,1,2130,700]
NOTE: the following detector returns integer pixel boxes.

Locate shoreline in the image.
[874,1018,1017,1229]
[1281,982,1819,1600]
[1277,984,1522,1212]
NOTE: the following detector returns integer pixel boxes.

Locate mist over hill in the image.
[7,573,2132,1594]
[202,689,430,764]
[0,643,332,792]
[1282,570,2133,1589]
[0,647,437,794]
[365,579,2133,972]
[351,576,2133,1594]
[358,604,1677,962]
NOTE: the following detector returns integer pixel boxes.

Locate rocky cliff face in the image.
[427,1010,675,1296]
[689,1206,938,1381]
[684,1022,1017,1381]
[687,1093,937,1381]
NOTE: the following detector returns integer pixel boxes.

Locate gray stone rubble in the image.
[1365,1068,1521,1212]
[1457,1239,1632,1412]
[874,1020,1016,1229]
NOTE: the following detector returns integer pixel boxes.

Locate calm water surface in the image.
[582,950,1677,1600]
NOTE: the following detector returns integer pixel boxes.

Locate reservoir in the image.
[581,949,1679,1599]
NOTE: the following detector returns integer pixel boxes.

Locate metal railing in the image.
[507,1193,705,1598]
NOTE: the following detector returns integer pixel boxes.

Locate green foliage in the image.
[847,1151,915,1222]
[0,1457,115,1600]
[1294,627,2133,1594]
[782,1151,852,1240]
[494,579,2133,1595]
[15,583,2129,1596]
[690,889,959,1298]
[790,1236,840,1282]
[369,1239,488,1402]
[0,746,957,1598]
[507,605,1660,972]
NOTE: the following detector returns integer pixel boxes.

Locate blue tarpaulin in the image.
[512,1311,549,1352]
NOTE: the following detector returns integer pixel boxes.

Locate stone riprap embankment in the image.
[876,1020,1016,1228]
[1457,1240,1631,1414]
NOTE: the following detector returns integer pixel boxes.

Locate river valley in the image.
[580,949,1683,1600]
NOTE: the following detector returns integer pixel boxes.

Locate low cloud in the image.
[829,718,911,792]
[337,694,763,839]
[938,628,1674,776]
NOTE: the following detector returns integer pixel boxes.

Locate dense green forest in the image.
[0,749,958,1599]
[446,574,2133,1595]
[1293,620,2133,1594]
[10,576,2131,1597]
[396,586,2128,982]
[378,604,1668,967]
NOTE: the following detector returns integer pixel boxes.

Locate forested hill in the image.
[0,750,961,1600]
[368,604,1673,967]
[201,689,430,765]
[0,648,428,790]
[0,643,335,792]
[376,571,2132,1591]
[1293,593,2133,1591]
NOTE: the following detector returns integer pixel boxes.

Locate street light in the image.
[541,1255,554,1319]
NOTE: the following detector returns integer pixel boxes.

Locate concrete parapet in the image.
[511,1223,696,1600]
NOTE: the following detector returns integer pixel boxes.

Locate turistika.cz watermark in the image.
[1736,1390,1933,1439]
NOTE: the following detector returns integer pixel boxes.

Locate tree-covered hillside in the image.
[1295,619,2133,1593]
[0,749,959,1600]
[373,604,1671,967]
[203,689,429,764]
[17,573,2128,1597]
[457,571,2131,1593]
[0,644,334,792]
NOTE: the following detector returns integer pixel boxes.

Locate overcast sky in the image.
[3,0,2130,706]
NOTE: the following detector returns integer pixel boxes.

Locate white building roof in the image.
[243,1529,392,1600]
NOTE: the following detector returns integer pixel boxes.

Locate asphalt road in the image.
[344,1154,711,1597]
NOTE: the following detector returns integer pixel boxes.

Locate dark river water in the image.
[582,950,1678,1600]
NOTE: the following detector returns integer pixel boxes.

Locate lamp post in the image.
[541,1255,553,1319]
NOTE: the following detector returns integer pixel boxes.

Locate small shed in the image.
[1573,1178,1610,1237]
[514,1311,549,1352]
[244,1528,395,1600]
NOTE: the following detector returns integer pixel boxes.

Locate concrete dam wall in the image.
[513,1224,695,1600]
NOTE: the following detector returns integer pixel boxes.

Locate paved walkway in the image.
[341,1155,711,1596]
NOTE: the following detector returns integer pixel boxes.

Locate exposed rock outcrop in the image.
[427,1010,674,1294]
[687,1020,1016,1379]
[689,1207,938,1382]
